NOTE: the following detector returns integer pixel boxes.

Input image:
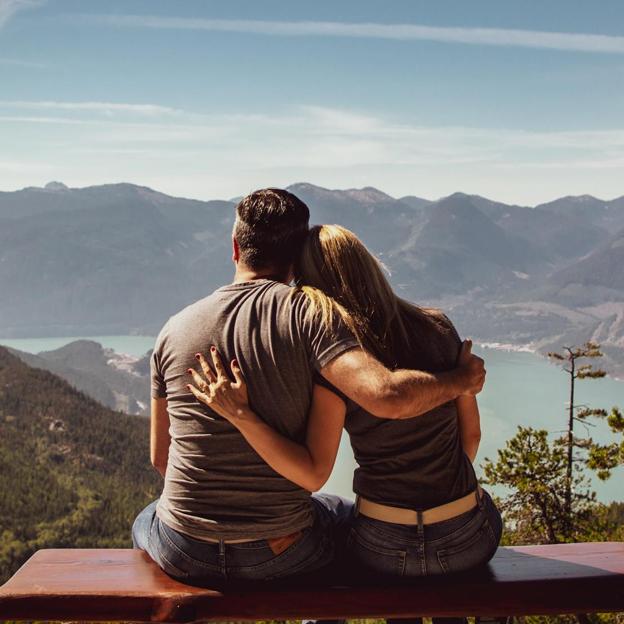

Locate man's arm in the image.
[320,339,485,420]
[151,397,170,477]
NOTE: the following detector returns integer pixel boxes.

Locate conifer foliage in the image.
[482,342,623,545]
[0,347,160,584]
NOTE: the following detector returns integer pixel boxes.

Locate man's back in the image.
[151,278,357,541]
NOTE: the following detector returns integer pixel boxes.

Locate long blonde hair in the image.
[295,224,448,369]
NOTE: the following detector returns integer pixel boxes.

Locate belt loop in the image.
[218,539,226,577]
[417,510,424,535]
[354,495,360,517]
[477,487,485,510]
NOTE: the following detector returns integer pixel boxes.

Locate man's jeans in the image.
[132,494,353,585]
[346,489,503,578]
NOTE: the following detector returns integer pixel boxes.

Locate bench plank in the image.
[1,543,623,622]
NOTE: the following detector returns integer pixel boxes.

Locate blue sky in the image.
[1,0,624,204]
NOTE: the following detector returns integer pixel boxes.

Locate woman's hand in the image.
[187,349,345,492]
[187,348,253,425]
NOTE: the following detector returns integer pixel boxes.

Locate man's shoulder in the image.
[165,291,218,326]
[162,282,302,335]
[154,289,224,346]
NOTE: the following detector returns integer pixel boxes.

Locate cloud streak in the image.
[2,104,623,164]
[0,57,47,68]
[0,100,184,116]
[84,15,624,54]
[1,104,623,203]
[0,0,44,29]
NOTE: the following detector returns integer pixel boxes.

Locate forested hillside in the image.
[0,347,160,584]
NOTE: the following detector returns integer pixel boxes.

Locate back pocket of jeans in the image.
[347,527,406,577]
[436,519,496,574]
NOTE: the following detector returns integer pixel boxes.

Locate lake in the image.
[2,335,623,503]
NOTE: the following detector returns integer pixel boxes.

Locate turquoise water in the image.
[2,336,622,503]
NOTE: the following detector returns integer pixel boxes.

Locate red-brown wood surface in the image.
[0,543,623,622]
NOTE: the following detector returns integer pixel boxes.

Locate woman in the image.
[188,224,502,581]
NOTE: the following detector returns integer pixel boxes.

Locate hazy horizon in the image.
[5,178,624,208]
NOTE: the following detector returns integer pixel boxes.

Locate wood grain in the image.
[1,543,623,622]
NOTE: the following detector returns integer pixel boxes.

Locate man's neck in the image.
[233,264,290,285]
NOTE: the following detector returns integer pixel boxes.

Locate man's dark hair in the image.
[234,188,310,271]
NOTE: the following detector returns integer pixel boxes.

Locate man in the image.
[132,188,485,584]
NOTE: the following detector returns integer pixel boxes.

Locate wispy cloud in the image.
[1,104,623,203]
[0,57,47,69]
[0,100,185,117]
[0,0,44,29]
[0,159,53,173]
[83,15,624,54]
[2,104,623,166]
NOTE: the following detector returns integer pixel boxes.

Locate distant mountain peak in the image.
[44,181,69,191]
[560,194,601,203]
[343,186,395,203]
[287,182,395,204]
[443,191,491,203]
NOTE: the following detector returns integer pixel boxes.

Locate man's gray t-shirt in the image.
[151,279,358,541]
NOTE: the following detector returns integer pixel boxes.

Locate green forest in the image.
[0,346,160,583]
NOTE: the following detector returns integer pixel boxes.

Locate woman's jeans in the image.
[347,489,503,578]
[132,494,353,585]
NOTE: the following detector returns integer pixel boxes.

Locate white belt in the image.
[356,487,484,526]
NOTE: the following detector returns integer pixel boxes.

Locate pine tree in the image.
[587,407,624,480]
[482,341,622,545]
[547,342,607,532]
[481,426,600,544]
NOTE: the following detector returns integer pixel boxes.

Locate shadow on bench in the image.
[1,542,623,622]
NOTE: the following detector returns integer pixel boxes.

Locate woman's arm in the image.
[453,331,482,462]
[456,394,481,462]
[188,350,346,492]
[228,385,345,491]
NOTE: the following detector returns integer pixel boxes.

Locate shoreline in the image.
[477,341,537,354]
[477,340,624,383]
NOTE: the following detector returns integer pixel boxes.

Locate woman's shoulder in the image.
[400,304,463,364]
[407,305,458,336]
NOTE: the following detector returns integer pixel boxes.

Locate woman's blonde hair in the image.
[295,224,447,369]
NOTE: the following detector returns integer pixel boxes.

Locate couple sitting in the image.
[132,187,502,586]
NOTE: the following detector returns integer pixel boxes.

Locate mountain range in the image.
[1,181,623,376]
[7,340,151,415]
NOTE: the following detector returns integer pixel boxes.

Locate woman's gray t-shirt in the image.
[150,279,358,541]
[323,311,478,510]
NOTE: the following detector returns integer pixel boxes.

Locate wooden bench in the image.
[1,543,623,622]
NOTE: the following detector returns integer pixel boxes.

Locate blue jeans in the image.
[132,494,353,585]
[346,488,503,578]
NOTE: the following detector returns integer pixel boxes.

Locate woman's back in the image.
[343,308,478,510]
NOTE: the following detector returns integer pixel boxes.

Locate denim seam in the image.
[418,522,426,575]
[349,527,408,559]
[261,535,332,580]
[156,549,191,579]
[227,540,272,551]
[159,523,223,571]
[435,521,492,573]
[426,510,487,545]
[354,517,423,545]
[225,531,315,574]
